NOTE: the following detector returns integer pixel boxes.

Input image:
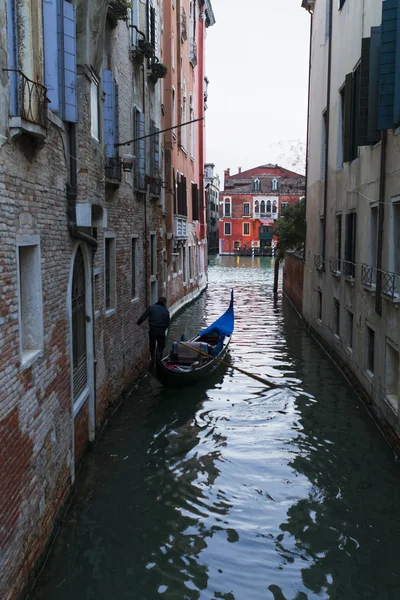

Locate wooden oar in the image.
[167,337,282,389]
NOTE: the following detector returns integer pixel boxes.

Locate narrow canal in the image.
[31,257,400,600]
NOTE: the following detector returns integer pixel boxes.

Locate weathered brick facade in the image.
[0,0,214,597]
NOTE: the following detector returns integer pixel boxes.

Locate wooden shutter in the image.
[379,0,398,130]
[103,70,114,157]
[138,112,146,189]
[343,73,353,162]
[7,0,18,116]
[130,1,139,46]
[114,82,119,149]
[394,0,400,124]
[358,38,371,146]
[368,27,382,142]
[43,0,59,111]
[153,125,160,176]
[63,1,77,122]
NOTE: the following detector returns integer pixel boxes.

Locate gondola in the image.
[150,290,234,388]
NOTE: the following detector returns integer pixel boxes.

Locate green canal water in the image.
[30,257,400,600]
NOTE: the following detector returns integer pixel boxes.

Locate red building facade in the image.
[219,164,305,255]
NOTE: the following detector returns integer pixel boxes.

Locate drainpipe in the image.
[375,130,387,316]
[322,0,333,270]
[145,184,149,306]
[303,7,313,262]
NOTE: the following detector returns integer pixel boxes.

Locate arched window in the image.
[272,178,278,191]
[253,178,261,193]
[266,200,271,214]
[260,200,266,214]
[272,200,277,214]
[254,200,259,214]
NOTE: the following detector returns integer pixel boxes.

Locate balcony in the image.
[174,216,188,239]
[108,0,130,25]
[329,257,341,276]
[105,157,122,185]
[342,260,355,281]
[380,269,399,301]
[189,40,198,67]
[6,69,48,145]
[314,254,324,271]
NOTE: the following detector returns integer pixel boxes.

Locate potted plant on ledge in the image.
[149,59,168,83]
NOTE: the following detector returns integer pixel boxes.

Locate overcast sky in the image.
[204,0,311,182]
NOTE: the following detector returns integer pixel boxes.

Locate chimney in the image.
[224,168,230,187]
[238,167,242,174]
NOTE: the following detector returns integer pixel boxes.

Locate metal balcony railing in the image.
[105,157,122,181]
[329,257,341,275]
[381,270,396,299]
[5,69,47,127]
[361,264,375,288]
[342,260,355,279]
[314,254,324,271]
[189,40,197,66]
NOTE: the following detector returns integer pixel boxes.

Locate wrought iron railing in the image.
[361,264,375,288]
[105,156,122,181]
[314,254,324,271]
[189,40,197,66]
[381,270,396,299]
[342,260,355,279]
[5,69,47,127]
[329,256,341,274]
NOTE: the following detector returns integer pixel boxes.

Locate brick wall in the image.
[283,251,304,313]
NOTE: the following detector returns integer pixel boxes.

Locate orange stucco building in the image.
[163,0,215,308]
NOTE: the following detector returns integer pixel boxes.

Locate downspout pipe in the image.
[322,0,333,270]
[303,7,313,262]
[375,130,387,316]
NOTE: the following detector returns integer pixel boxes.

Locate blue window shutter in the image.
[6,0,18,115]
[103,70,114,157]
[63,1,77,122]
[43,0,59,111]
[394,0,400,123]
[379,0,398,130]
[138,112,146,189]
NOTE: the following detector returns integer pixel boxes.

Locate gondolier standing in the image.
[137,297,170,359]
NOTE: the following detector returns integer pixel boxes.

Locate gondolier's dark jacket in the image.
[137,302,170,333]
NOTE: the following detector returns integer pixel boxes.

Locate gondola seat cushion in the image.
[171,342,211,363]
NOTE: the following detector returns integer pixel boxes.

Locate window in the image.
[147,0,156,51]
[346,310,353,350]
[91,78,99,141]
[243,223,250,236]
[190,94,194,158]
[171,33,175,70]
[17,239,43,365]
[335,214,342,271]
[183,246,187,282]
[130,1,139,46]
[133,106,145,189]
[189,246,193,280]
[150,233,157,278]
[224,199,231,217]
[150,120,160,178]
[254,200,259,214]
[389,200,400,276]
[253,179,261,192]
[345,212,356,277]
[333,299,340,336]
[192,183,199,220]
[271,178,278,191]
[317,290,322,321]
[243,203,250,216]
[198,244,202,274]
[131,237,138,299]
[281,202,289,212]
[94,268,101,318]
[338,87,345,167]
[370,206,378,275]
[386,342,399,410]
[162,249,166,286]
[234,241,241,250]
[181,81,187,150]
[172,88,176,133]
[366,326,375,375]
[224,222,231,235]
[105,235,116,311]
[321,111,327,180]
[272,201,277,214]
[265,200,270,214]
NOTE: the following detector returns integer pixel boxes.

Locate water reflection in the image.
[31,257,400,600]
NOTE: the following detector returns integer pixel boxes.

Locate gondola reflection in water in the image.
[150,290,234,388]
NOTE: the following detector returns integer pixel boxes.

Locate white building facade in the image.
[302,0,400,447]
